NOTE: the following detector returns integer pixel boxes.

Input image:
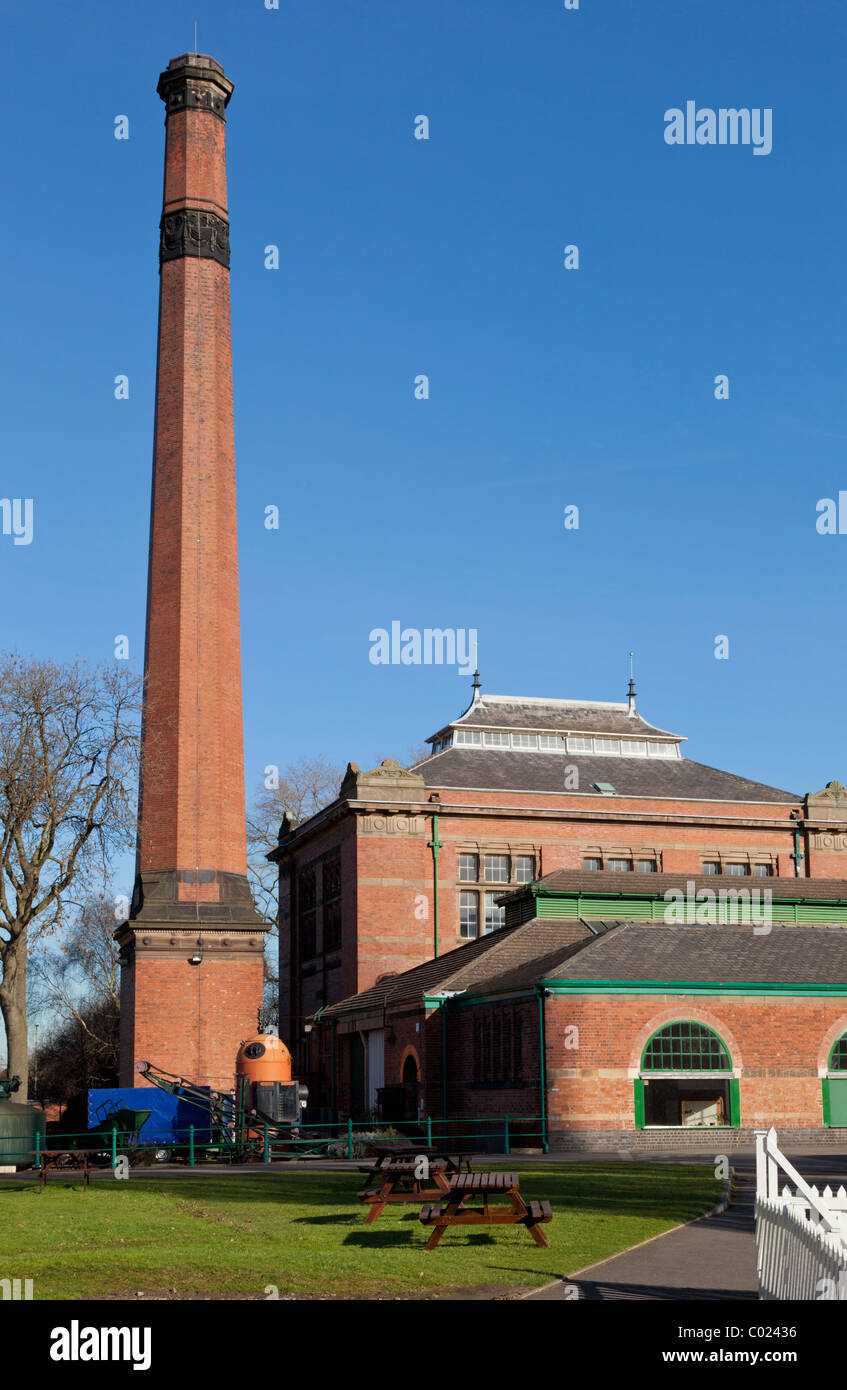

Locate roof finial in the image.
[472,668,481,693]
[627,651,636,715]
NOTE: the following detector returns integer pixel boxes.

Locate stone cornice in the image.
[269,797,803,861]
[115,924,266,962]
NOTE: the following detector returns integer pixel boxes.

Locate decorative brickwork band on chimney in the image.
[116,55,266,1089]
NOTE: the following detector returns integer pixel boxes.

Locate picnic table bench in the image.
[368,1145,471,1174]
[357,1156,454,1224]
[419,1170,552,1249]
[35,1150,97,1191]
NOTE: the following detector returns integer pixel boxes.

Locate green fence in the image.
[0,1113,548,1169]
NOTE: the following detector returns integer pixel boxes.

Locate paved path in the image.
[531,1170,758,1300]
[530,1149,847,1301]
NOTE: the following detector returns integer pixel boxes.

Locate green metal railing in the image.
[0,1113,549,1169]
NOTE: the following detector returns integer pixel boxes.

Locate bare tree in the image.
[246,754,343,930]
[29,894,121,1059]
[33,998,120,1108]
[0,655,141,1099]
[247,755,342,1031]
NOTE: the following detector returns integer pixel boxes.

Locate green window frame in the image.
[636,1021,738,1129]
[641,1020,731,1073]
[823,1032,847,1127]
[828,1033,847,1072]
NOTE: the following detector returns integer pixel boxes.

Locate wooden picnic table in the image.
[369,1145,471,1174]
[36,1150,96,1191]
[419,1170,553,1250]
[357,1156,454,1224]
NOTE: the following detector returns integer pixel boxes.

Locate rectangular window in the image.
[483,854,509,883]
[483,731,510,747]
[637,859,657,872]
[607,858,633,872]
[567,736,593,753]
[511,733,538,749]
[322,850,342,951]
[455,730,483,745]
[539,734,567,750]
[458,852,478,882]
[298,865,317,960]
[459,890,478,938]
[725,862,749,877]
[701,861,721,875]
[583,856,603,870]
[484,892,505,933]
[514,854,534,883]
[753,864,773,877]
[323,900,341,952]
[594,738,620,755]
[621,740,647,756]
[648,742,676,757]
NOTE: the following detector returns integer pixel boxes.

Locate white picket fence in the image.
[755,1126,847,1300]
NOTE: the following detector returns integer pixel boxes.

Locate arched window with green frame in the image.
[634,1020,739,1129]
[822,1031,847,1127]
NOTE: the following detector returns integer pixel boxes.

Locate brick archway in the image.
[629,1005,744,1075]
[818,1017,847,1075]
[399,1045,421,1083]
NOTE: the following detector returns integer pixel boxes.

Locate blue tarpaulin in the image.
[88,1087,213,1144]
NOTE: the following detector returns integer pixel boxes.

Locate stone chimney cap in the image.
[167,53,226,74]
[157,53,234,110]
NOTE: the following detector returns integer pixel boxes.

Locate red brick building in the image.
[312,871,847,1149]
[272,677,847,1105]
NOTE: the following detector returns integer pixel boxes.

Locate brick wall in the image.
[545,993,847,1148]
[124,953,263,1090]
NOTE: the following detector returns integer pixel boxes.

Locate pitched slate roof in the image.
[540,924,847,988]
[318,917,607,1019]
[418,747,799,804]
[320,917,847,1021]
[532,870,847,902]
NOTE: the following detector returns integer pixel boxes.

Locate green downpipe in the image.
[330,1017,337,1124]
[428,811,443,957]
[536,987,549,1153]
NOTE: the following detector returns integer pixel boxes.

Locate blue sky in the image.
[2,0,845,907]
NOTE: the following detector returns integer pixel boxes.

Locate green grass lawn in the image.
[0,1163,722,1300]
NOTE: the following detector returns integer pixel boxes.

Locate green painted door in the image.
[825,1078,847,1127]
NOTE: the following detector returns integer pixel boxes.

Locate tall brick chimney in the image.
[117,54,266,1089]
